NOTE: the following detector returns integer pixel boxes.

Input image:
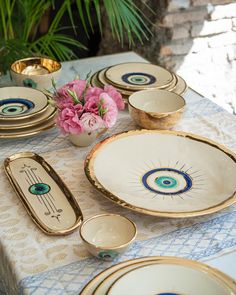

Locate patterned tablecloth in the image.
[0,52,236,294]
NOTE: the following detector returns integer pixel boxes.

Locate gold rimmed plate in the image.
[0,105,56,130]
[104,63,174,91]
[172,74,188,95]
[0,116,56,138]
[0,87,48,120]
[80,257,236,295]
[107,257,236,295]
[85,130,236,218]
[4,152,83,235]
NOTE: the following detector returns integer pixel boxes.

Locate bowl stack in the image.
[90,62,187,103]
[0,87,57,139]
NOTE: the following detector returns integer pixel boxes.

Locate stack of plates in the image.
[80,256,236,295]
[90,62,187,103]
[0,87,57,139]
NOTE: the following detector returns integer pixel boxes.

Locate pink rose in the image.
[99,93,118,128]
[104,85,125,110]
[84,96,100,115]
[80,113,104,132]
[85,86,103,101]
[56,105,84,135]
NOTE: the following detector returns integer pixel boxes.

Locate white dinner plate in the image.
[107,258,236,295]
[105,63,174,90]
[0,86,48,120]
[85,130,236,218]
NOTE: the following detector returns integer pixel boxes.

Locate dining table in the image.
[0,51,236,295]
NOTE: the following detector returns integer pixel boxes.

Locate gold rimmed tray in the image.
[85,130,236,218]
[4,152,83,235]
[0,105,56,130]
[104,62,174,91]
[0,86,48,120]
[80,256,236,295]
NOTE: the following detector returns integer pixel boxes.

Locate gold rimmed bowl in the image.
[128,89,186,130]
[10,57,61,91]
[79,214,137,260]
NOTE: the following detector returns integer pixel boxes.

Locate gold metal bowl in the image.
[128,89,186,130]
[10,57,61,90]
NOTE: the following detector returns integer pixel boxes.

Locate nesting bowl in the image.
[10,57,61,91]
[79,214,137,260]
[128,89,186,130]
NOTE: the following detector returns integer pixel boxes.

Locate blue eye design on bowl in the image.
[23,78,37,89]
[121,72,156,85]
[0,98,34,116]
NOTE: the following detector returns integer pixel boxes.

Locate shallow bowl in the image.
[128,89,186,129]
[79,214,137,260]
[10,57,61,91]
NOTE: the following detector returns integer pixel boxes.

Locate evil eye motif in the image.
[121,72,156,85]
[157,293,180,295]
[98,250,118,260]
[142,168,192,195]
[29,183,51,195]
[0,98,34,116]
[23,78,37,88]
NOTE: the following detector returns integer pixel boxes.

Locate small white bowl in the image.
[128,89,186,129]
[79,214,137,260]
[10,57,61,91]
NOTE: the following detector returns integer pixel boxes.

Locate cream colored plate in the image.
[0,105,56,130]
[105,63,174,90]
[4,152,83,235]
[85,130,236,218]
[107,258,236,295]
[172,75,188,95]
[80,257,236,295]
[0,87,48,120]
[0,116,56,138]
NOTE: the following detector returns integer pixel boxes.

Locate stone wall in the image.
[98,0,236,113]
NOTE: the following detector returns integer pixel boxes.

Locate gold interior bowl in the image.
[10,57,61,90]
[128,89,186,130]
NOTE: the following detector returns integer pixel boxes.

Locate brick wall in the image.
[159,0,236,71]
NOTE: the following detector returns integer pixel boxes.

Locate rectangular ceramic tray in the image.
[4,152,83,235]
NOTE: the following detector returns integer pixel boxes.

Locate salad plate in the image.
[105,63,174,90]
[85,130,236,218]
[0,87,48,120]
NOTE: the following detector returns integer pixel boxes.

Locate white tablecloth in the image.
[0,52,235,294]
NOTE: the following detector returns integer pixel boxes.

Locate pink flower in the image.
[84,96,99,115]
[56,105,84,135]
[99,93,118,128]
[80,113,104,132]
[85,86,103,101]
[54,80,87,105]
[104,85,125,110]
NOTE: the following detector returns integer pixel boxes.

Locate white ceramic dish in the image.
[79,214,136,260]
[105,62,174,90]
[0,87,48,120]
[128,89,185,129]
[80,257,236,295]
[0,105,56,130]
[85,130,236,218]
[107,258,236,295]
[173,74,188,95]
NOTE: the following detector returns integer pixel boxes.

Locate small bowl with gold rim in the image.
[128,89,186,130]
[10,56,61,91]
[79,214,137,260]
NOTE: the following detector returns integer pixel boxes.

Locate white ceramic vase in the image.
[68,129,106,147]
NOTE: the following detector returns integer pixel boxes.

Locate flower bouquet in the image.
[51,79,125,146]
